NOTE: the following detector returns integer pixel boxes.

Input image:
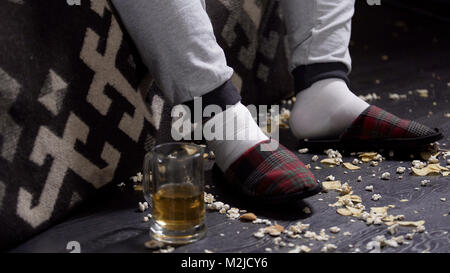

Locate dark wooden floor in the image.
[11,1,450,253]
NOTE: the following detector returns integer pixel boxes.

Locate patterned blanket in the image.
[0,0,293,249]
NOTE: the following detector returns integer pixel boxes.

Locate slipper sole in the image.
[298,128,443,151]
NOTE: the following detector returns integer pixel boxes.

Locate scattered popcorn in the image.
[289,245,311,253]
[396,167,406,174]
[138,202,146,212]
[381,172,391,180]
[387,223,399,235]
[144,240,165,250]
[372,194,382,201]
[357,176,362,182]
[329,226,341,233]
[441,198,446,202]
[365,185,374,192]
[416,89,429,98]
[130,172,143,183]
[312,155,319,162]
[421,179,430,187]
[370,161,379,167]
[226,208,241,219]
[352,158,360,165]
[117,182,126,187]
[374,154,383,162]
[416,225,426,233]
[273,237,282,246]
[325,149,343,159]
[280,108,291,123]
[359,93,381,102]
[412,160,426,169]
[343,231,352,236]
[338,182,352,195]
[304,229,330,241]
[204,192,215,204]
[207,201,224,211]
[265,224,284,237]
[143,216,149,222]
[159,246,175,253]
[298,148,309,154]
[253,229,265,239]
[366,240,381,253]
[253,218,272,225]
[303,207,312,214]
[289,221,310,234]
[326,175,336,181]
[321,244,337,253]
[388,93,407,100]
[367,235,405,252]
[428,155,439,164]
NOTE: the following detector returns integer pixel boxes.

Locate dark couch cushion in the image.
[0,0,164,250]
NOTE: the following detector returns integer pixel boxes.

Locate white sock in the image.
[205,102,269,172]
[290,78,369,140]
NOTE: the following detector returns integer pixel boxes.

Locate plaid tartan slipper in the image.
[223,139,321,205]
[298,105,443,151]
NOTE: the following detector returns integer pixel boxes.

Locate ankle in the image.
[289,78,369,140]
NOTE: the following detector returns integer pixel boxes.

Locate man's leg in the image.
[111,0,232,104]
[282,0,440,147]
[112,0,267,171]
[112,0,320,201]
[281,0,369,140]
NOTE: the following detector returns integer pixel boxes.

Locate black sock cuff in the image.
[184,79,241,115]
[292,62,350,93]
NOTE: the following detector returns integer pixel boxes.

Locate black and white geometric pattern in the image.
[0,0,293,249]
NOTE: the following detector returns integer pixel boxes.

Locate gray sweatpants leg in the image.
[111,0,234,105]
[281,0,354,72]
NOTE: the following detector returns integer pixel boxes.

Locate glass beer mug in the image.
[143,143,206,244]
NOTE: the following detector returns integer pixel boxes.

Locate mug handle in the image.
[142,151,153,208]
